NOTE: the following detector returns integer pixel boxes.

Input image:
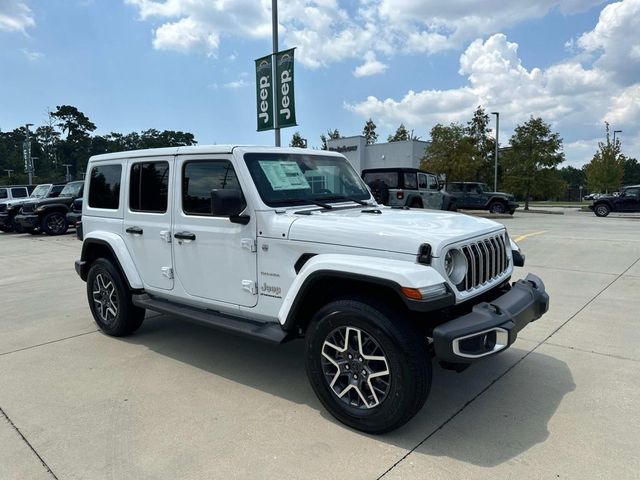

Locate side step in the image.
[132,294,290,344]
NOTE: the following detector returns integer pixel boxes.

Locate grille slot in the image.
[457,234,508,291]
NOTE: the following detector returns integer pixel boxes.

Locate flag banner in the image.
[275,48,297,129]
[255,55,274,131]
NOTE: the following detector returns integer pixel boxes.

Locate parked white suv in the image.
[75,146,548,433]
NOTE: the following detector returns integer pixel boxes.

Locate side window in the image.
[11,188,28,198]
[130,161,169,213]
[50,185,65,198]
[417,173,428,190]
[182,160,242,216]
[625,187,640,198]
[88,164,122,209]
[448,183,463,192]
[427,175,439,190]
[404,173,417,189]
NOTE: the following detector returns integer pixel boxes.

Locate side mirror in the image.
[211,189,250,224]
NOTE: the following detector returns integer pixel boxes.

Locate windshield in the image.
[30,184,51,198]
[478,183,490,192]
[60,182,83,197]
[0,189,7,199]
[244,153,371,207]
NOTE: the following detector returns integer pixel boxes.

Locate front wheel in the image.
[42,212,68,235]
[305,298,431,433]
[489,201,506,214]
[594,203,610,217]
[86,258,145,336]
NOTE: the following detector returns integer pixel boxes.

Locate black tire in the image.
[409,198,423,208]
[13,222,24,233]
[594,203,610,217]
[42,211,68,235]
[508,209,515,215]
[86,258,145,336]
[305,298,431,434]
[448,199,458,212]
[488,201,506,214]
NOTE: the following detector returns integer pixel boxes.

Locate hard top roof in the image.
[362,167,435,175]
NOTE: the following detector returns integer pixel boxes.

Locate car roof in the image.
[362,168,435,175]
[623,184,640,189]
[88,145,344,162]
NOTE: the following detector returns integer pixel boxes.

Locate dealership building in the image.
[326,136,430,173]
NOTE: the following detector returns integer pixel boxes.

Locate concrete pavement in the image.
[1,209,639,479]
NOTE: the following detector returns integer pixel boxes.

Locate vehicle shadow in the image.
[124,313,575,468]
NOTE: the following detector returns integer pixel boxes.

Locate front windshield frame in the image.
[243,153,372,208]
[60,182,83,197]
[30,184,51,198]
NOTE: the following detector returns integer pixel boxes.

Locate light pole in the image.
[613,130,622,143]
[5,169,13,179]
[272,0,280,147]
[24,123,34,184]
[491,112,499,192]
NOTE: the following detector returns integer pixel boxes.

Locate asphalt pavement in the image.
[1,208,639,479]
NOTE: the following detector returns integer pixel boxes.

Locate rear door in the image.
[123,158,174,290]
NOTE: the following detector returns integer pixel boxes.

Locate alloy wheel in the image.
[47,213,66,234]
[92,273,119,325]
[321,326,391,409]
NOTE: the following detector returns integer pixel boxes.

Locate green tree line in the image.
[0,105,196,184]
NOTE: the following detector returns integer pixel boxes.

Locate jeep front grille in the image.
[21,203,34,214]
[457,234,509,291]
[0,204,6,213]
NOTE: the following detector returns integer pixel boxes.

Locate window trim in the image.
[181,159,245,217]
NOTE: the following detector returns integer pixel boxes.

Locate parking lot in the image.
[1,209,639,480]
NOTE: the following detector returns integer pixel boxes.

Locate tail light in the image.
[397,190,404,199]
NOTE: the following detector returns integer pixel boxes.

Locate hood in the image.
[288,207,504,256]
[33,196,75,207]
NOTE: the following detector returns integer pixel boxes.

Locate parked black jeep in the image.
[0,184,65,233]
[66,197,83,240]
[362,168,456,210]
[589,185,640,217]
[445,182,518,214]
[15,181,84,235]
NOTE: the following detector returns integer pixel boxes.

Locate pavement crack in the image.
[0,330,98,357]
[540,341,639,363]
[378,254,640,479]
[0,407,59,479]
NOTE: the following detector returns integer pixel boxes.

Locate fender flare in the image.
[80,232,143,289]
[279,253,450,328]
[405,193,423,207]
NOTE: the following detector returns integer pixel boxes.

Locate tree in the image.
[362,118,378,145]
[420,123,478,184]
[320,129,342,150]
[559,166,585,187]
[584,123,625,194]
[466,106,495,183]
[501,117,565,209]
[623,157,640,185]
[51,105,97,180]
[289,131,307,148]
[388,123,410,142]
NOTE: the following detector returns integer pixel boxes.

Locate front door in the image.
[620,187,640,211]
[172,155,258,308]
[123,158,174,290]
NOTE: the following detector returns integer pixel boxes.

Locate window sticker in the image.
[258,161,310,191]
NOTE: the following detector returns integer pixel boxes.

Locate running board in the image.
[132,294,290,343]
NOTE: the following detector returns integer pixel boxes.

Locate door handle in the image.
[126,226,143,235]
[174,231,196,241]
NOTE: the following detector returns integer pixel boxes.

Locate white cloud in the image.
[0,0,35,33]
[21,48,43,61]
[223,79,249,89]
[353,51,388,77]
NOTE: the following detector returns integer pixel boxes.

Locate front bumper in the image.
[0,213,12,228]
[14,213,40,230]
[432,273,548,364]
[66,212,81,225]
[508,201,519,211]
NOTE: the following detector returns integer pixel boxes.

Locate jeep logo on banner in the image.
[255,55,274,131]
[275,48,297,129]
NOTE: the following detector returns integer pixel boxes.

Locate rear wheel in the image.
[594,203,610,217]
[42,212,68,235]
[87,258,145,336]
[409,198,423,208]
[305,298,431,433]
[489,201,506,214]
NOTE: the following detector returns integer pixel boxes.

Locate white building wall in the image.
[327,136,430,172]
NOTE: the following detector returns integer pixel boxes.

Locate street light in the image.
[63,164,73,182]
[613,130,622,143]
[491,112,499,192]
[4,169,14,179]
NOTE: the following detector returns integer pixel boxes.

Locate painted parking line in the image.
[514,230,548,243]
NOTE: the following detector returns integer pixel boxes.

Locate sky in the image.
[1,0,639,167]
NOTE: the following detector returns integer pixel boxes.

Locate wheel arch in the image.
[79,234,143,290]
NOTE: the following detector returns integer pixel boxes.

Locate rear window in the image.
[130,161,169,213]
[447,183,463,192]
[89,164,122,209]
[11,188,28,198]
[404,173,417,189]
[362,172,398,189]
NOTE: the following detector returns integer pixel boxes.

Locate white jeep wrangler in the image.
[75,146,548,433]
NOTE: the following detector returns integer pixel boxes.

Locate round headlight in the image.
[444,249,467,285]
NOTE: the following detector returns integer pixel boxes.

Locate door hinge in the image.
[241,238,257,252]
[161,267,174,279]
[242,280,257,295]
[160,230,172,243]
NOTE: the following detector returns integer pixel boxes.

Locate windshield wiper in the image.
[321,195,371,206]
[306,199,333,209]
